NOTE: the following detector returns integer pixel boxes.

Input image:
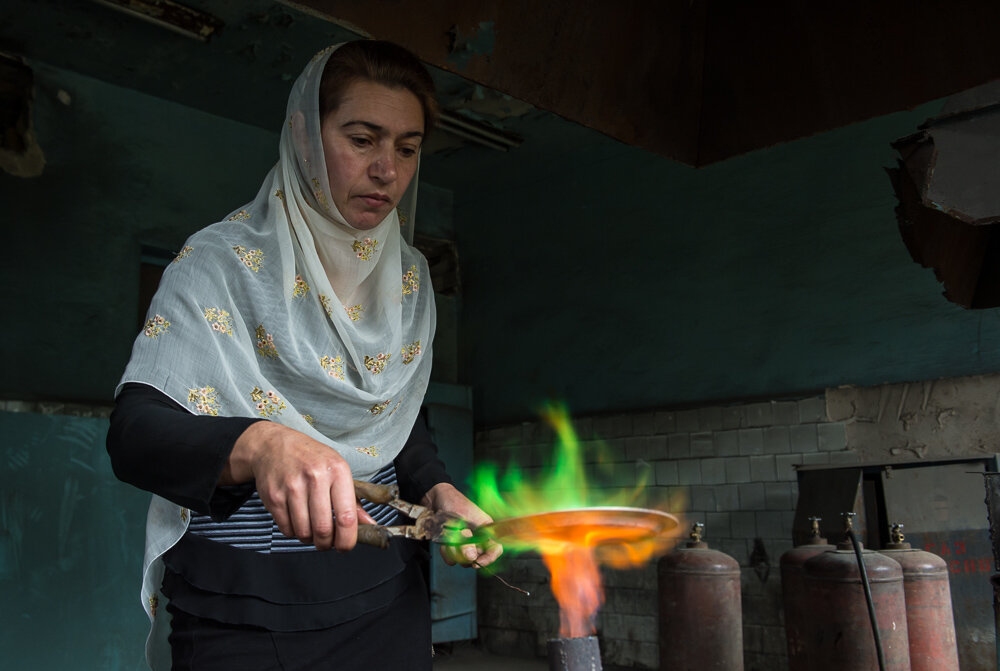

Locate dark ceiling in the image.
[2,0,1000,165]
[297,0,1000,165]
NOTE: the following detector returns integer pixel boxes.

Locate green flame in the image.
[468,401,648,525]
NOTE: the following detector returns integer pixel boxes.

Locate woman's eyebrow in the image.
[341,120,423,139]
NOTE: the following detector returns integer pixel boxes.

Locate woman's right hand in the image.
[222,421,367,552]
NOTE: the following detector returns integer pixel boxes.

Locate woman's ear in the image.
[291,110,311,164]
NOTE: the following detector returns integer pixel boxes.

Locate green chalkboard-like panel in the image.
[0,411,149,670]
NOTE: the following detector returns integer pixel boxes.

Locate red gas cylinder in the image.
[780,516,833,671]
[878,523,959,671]
[657,523,743,671]
[802,514,910,671]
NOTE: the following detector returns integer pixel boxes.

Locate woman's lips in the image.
[360,194,390,208]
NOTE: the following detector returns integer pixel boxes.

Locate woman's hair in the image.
[320,40,439,138]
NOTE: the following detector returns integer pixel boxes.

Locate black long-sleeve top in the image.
[106,382,453,631]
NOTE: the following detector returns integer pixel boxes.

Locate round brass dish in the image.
[476,507,680,554]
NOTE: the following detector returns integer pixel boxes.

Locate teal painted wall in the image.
[2,62,279,403]
[0,411,150,670]
[422,103,1000,424]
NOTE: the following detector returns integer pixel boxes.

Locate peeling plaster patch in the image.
[446,21,496,70]
[889,442,928,459]
[828,373,1000,463]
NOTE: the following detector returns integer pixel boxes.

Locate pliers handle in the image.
[353,479,463,550]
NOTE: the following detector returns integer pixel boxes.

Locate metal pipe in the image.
[437,110,523,150]
[846,524,887,671]
[547,636,602,671]
[981,472,1000,671]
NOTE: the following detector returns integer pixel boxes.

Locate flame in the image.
[469,402,684,638]
[545,547,602,638]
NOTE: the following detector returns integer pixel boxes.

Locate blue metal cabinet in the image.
[422,382,477,643]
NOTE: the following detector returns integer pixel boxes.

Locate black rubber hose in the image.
[846,527,886,671]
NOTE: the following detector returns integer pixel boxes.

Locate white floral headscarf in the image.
[119,43,434,480]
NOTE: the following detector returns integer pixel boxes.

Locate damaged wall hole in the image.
[0,53,45,178]
[889,83,1000,309]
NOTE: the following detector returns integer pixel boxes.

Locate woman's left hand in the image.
[422,482,503,569]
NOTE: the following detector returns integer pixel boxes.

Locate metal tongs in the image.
[353,479,464,549]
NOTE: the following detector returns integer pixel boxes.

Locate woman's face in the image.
[320,80,424,230]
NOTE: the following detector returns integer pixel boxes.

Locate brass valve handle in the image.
[808,516,822,537]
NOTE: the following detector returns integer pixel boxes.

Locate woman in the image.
[106,40,500,670]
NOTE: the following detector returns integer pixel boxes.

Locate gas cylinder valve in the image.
[689,522,704,543]
[808,516,822,538]
[889,523,905,545]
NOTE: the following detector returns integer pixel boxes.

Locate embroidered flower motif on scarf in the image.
[402,264,419,295]
[293,274,310,298]
[251,386,286,417]
[319,294,333,317]
[369,399,391,415]
[233,245,264,272]
[180,508,188,523]
[312,178,330,211]
[143,314,170,338]
[274,189,285,202]
[397,207,408,226]
[188,386,221,416]
[255,325,279,359]
[401,340,422,364]
[173,246,193,263]
[228,209,251,222]
[355,445,380,458]
[320,354,345,380]
[352,237,379,261]
[204,307,234,336]
[149,595,159,618]
[364,352,391,375]
[389,400,402,416]
[302,414,315,426]
[345,304,363,321]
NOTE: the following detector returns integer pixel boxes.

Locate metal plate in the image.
[476,506,679,548]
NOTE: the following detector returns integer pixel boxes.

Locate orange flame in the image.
[469,403,684,638]
[544,547,603,638]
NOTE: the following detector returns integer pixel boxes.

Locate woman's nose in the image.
[370,152,397,183]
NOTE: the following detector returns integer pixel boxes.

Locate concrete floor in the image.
[432,641,549,670]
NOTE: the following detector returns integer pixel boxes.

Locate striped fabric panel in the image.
[188,463,402,553]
